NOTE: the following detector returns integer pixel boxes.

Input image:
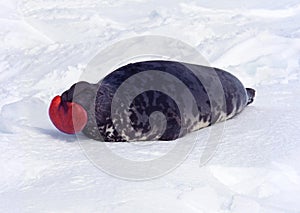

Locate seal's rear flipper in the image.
[246,88,255,105]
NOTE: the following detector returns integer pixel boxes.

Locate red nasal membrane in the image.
[49,96,88,134]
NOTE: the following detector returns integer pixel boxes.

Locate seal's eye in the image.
[49,96,88,134]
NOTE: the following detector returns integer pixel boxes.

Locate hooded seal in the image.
[49,60,255,142]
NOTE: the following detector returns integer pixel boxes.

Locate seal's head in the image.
[49,83,89,134]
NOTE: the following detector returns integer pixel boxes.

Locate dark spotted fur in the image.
[60,60,255,142]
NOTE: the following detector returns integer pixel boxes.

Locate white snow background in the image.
[1,0,300,212]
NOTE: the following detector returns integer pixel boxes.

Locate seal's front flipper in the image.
[246,88,255,105]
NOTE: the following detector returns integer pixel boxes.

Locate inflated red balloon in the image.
[49,96,88,134]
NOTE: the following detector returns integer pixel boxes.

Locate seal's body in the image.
[49,60,255,142]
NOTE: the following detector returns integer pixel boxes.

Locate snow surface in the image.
[1,0,300,212]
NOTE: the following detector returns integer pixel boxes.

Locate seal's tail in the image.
[246,88,255,105]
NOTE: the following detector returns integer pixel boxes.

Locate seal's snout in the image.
[49,95,88,134]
